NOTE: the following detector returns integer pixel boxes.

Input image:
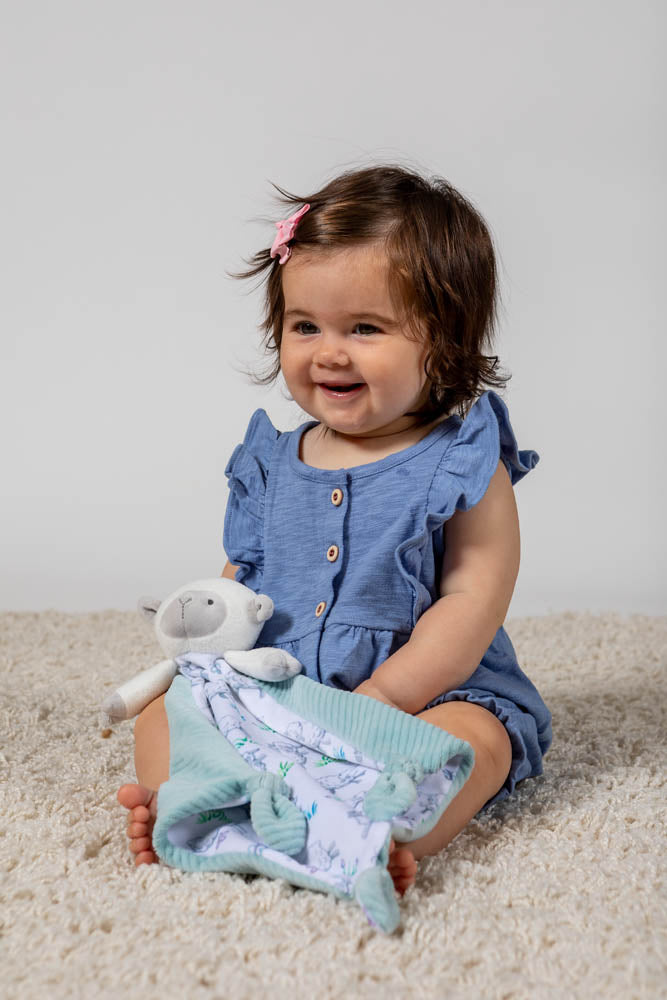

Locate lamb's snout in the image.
[161,589,225,639]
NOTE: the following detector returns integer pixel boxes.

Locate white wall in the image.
[1,0,665,614]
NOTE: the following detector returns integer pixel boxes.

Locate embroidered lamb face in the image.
[139,578,275,659]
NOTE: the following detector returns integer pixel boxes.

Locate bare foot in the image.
[117,784,159,866]
[387,839,417,896]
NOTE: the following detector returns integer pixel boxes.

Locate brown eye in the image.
[296,321,318,335]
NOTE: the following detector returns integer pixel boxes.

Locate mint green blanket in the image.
[152,655,474,933]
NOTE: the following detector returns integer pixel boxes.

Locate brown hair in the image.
[232,164,509,423]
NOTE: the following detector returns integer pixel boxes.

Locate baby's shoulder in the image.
[436,391,539,511]
[224,409,283,500]
[243,408,282,451]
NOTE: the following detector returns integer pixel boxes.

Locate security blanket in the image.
[103,579,475,933]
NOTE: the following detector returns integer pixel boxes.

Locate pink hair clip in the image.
[270,203,310,264]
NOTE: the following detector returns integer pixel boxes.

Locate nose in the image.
[312,329,350,367]
[179,595,193,608]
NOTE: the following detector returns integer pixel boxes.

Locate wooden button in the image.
[326,545,339,562]
[331,488,343,506]
[315,601,326,617]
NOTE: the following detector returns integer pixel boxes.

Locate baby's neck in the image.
[299,417,447,470]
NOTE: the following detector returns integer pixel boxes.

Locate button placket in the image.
[315,480,347,621]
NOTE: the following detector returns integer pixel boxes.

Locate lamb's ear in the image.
[137,596,161,623]
[253,594,274,624]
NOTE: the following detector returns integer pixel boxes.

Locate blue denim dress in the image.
[223,391,552,807]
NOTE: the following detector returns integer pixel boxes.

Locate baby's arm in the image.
[354,460,520,715]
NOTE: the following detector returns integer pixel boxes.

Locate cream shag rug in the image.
[1,610,665,1000]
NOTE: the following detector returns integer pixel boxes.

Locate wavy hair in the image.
[232,165,509,423]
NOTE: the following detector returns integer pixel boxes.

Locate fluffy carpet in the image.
[1,610,665,1000]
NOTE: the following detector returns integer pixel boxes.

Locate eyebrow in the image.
[283,308,396,325]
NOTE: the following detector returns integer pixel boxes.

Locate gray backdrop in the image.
[2,0,664,614]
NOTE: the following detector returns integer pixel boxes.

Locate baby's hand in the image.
[224,647,302,682]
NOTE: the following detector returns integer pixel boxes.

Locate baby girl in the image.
[118,164,552,896]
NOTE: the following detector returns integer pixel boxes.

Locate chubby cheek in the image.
[379,347,427,395]
[279,344,310,397]
[278,340,296,378]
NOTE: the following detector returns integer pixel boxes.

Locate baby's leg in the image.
[397,700,512,862]
[117,693,169,865]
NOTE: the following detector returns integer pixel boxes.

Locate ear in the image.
[253,594,274,624]
[137,596,161,622]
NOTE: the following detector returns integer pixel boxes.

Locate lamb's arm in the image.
[220,560,301,681]
[224,647,302,682]
[101,659,177,723]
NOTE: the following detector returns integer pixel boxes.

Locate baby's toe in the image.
[129,836,153,855]
[134,849,158,866]
[127,820,149,839]
[387,842,418,895]
[392,846,416,870]
[117,784,153,811]
[130,804,151,825]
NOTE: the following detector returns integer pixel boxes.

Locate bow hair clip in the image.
[270,203,310,264]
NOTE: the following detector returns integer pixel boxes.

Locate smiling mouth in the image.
[319,383,365,395]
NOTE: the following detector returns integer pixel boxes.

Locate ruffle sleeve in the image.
[223,408,280,588]
[395,391,539,621]
[439,390,539,512]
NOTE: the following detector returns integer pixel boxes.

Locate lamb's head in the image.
[138,578,273,658]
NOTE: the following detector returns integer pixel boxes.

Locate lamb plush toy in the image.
[102,577,302,723]
[104,577,474,933]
